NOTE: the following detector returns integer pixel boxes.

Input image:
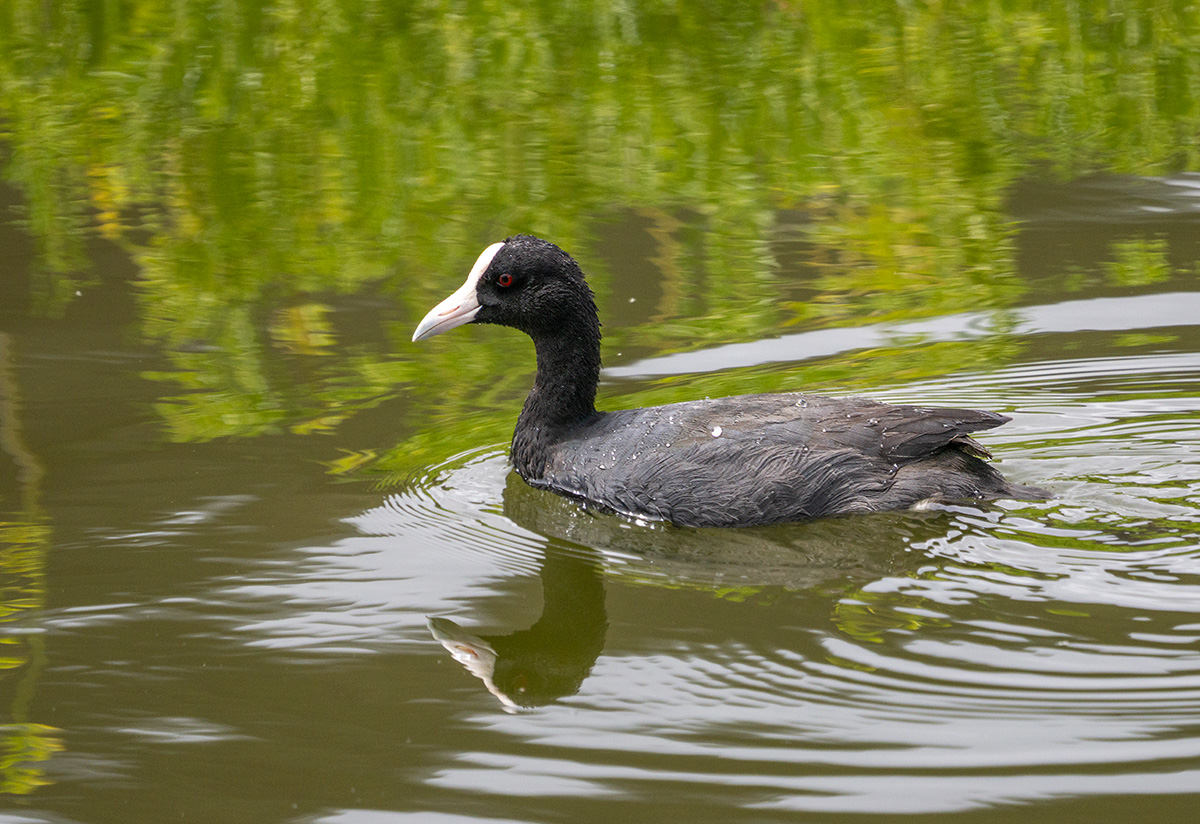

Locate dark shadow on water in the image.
[501,470,954,592]
[430,468,975,709]
[429,545,607,710]
[1009,173,1200,226]
[1011,173,1200,302]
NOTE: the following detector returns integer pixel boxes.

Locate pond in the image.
[1,2,1199,822]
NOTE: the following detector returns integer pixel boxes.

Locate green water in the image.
[2,1,1200,821]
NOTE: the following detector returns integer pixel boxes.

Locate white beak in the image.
[412,242,505,342]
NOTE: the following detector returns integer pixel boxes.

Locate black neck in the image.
[511,310,601,477]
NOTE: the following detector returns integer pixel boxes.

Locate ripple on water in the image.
[212,448,555,652]
[414,352,1200,814]
[205,351,1200,813]
[353,447,549,575]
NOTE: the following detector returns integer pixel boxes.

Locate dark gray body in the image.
[515,393,1041,528]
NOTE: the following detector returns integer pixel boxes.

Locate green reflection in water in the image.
[0,334,60,795]
[1,0,1197,455]
[1106,236,1176,287]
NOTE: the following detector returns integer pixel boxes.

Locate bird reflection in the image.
[499,468,946,591]
[429,544,607,710]
[432,467,975,709]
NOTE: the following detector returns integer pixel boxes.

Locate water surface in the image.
[2,2,1200,822]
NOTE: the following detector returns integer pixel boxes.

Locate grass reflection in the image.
[1,0,1198,454]
[0,334,59,795]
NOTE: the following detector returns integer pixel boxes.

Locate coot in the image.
[413,235,1047,527]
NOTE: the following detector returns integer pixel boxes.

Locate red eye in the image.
[497,273,514,287]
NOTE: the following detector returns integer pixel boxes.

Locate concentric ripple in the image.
[416,352,1200,815]
[216,351,1200,815]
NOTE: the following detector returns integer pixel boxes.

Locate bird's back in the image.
[520,393,1040,527]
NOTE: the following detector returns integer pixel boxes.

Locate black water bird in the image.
[412,235,1047,527]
